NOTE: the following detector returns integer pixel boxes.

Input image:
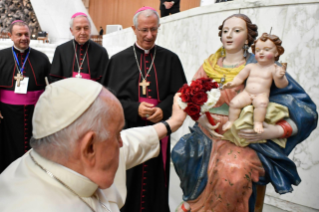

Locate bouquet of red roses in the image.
[178,78,221,121]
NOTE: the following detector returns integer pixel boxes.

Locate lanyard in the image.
[12,47,31,75]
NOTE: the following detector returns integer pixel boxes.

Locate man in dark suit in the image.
[160,0,180,17]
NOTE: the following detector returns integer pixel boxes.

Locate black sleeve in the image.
[119,99,141,124]
[45,55,51,78]
[97,47,109,83]
[49,47,63,83]
[104,57,141,124]
[101,56,110,87]
[157,54,186,120]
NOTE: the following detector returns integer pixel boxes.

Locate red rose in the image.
[191,91,207,105]
[190,113,201,121]
[184,103,201,121]
[211,81,219,89]
[197,78,219,91]
[178,83,189,93]
[190,81,204,95]
[181,92,191,102]
[202,81,214,91]
[178,84,192,102]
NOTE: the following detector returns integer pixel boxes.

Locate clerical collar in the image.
[135,42,154,54]
[74,39,90,46]
[29,150,98,197]
[13,45,28,53]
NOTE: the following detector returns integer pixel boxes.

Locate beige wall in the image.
[88,0,200,34]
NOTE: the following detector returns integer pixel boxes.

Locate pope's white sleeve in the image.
[120,126,160,170]
[103,126,160,209]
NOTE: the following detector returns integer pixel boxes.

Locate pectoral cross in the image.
[139,79,150,95]
[14,73,24,87]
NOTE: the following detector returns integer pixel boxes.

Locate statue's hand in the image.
[274,63,286,78]
[198,114,224,139]
[222,82,233,89]
[238,122,284,143]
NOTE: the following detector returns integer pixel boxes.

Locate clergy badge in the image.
[14,77,29,94]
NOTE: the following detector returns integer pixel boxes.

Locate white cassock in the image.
[0,126,160,212]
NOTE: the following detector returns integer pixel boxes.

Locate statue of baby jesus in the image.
[222,33,288,133]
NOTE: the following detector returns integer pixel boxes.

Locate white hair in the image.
[30,92,111,161]
[69,15,91,29]
[133,9,160,28]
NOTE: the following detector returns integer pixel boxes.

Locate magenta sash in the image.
[72,72,91,79]
[0,90,43,105]
[139,97,169,176]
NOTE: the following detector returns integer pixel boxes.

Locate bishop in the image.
[50,12,109,82]
[102,7,186,212]
[0,20,50,173]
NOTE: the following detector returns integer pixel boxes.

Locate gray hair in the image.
[69,15,91,29]
[133,9,160,28]
[30,92,111,161]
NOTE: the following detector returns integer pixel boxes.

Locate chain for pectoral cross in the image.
[73,40,90,77]
[133,45,157,95]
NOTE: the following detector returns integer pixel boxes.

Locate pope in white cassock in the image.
[0,78,186,212]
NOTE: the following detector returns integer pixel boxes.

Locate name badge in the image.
[14,77,29,94]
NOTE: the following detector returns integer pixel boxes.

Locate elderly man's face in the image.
[93,89,124,189]
[70,16,91,44]
[132,13,159,50]
[9,24,30,50]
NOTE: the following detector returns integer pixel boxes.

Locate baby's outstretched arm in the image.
[223,64,252,89]
[273,63,288,88]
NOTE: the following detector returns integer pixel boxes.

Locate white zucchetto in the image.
[32,78,102,139]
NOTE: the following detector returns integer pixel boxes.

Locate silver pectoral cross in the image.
[14,73,24,87]
[75,73,82,78]
[139,79,150,95]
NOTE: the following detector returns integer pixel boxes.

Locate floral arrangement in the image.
[178,78,221,121]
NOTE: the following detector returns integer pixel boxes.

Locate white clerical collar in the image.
[135,42,154,54]
[13,45,27,53]
[29,150,98,197]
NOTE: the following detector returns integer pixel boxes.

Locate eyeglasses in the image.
[136,27,159,34]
